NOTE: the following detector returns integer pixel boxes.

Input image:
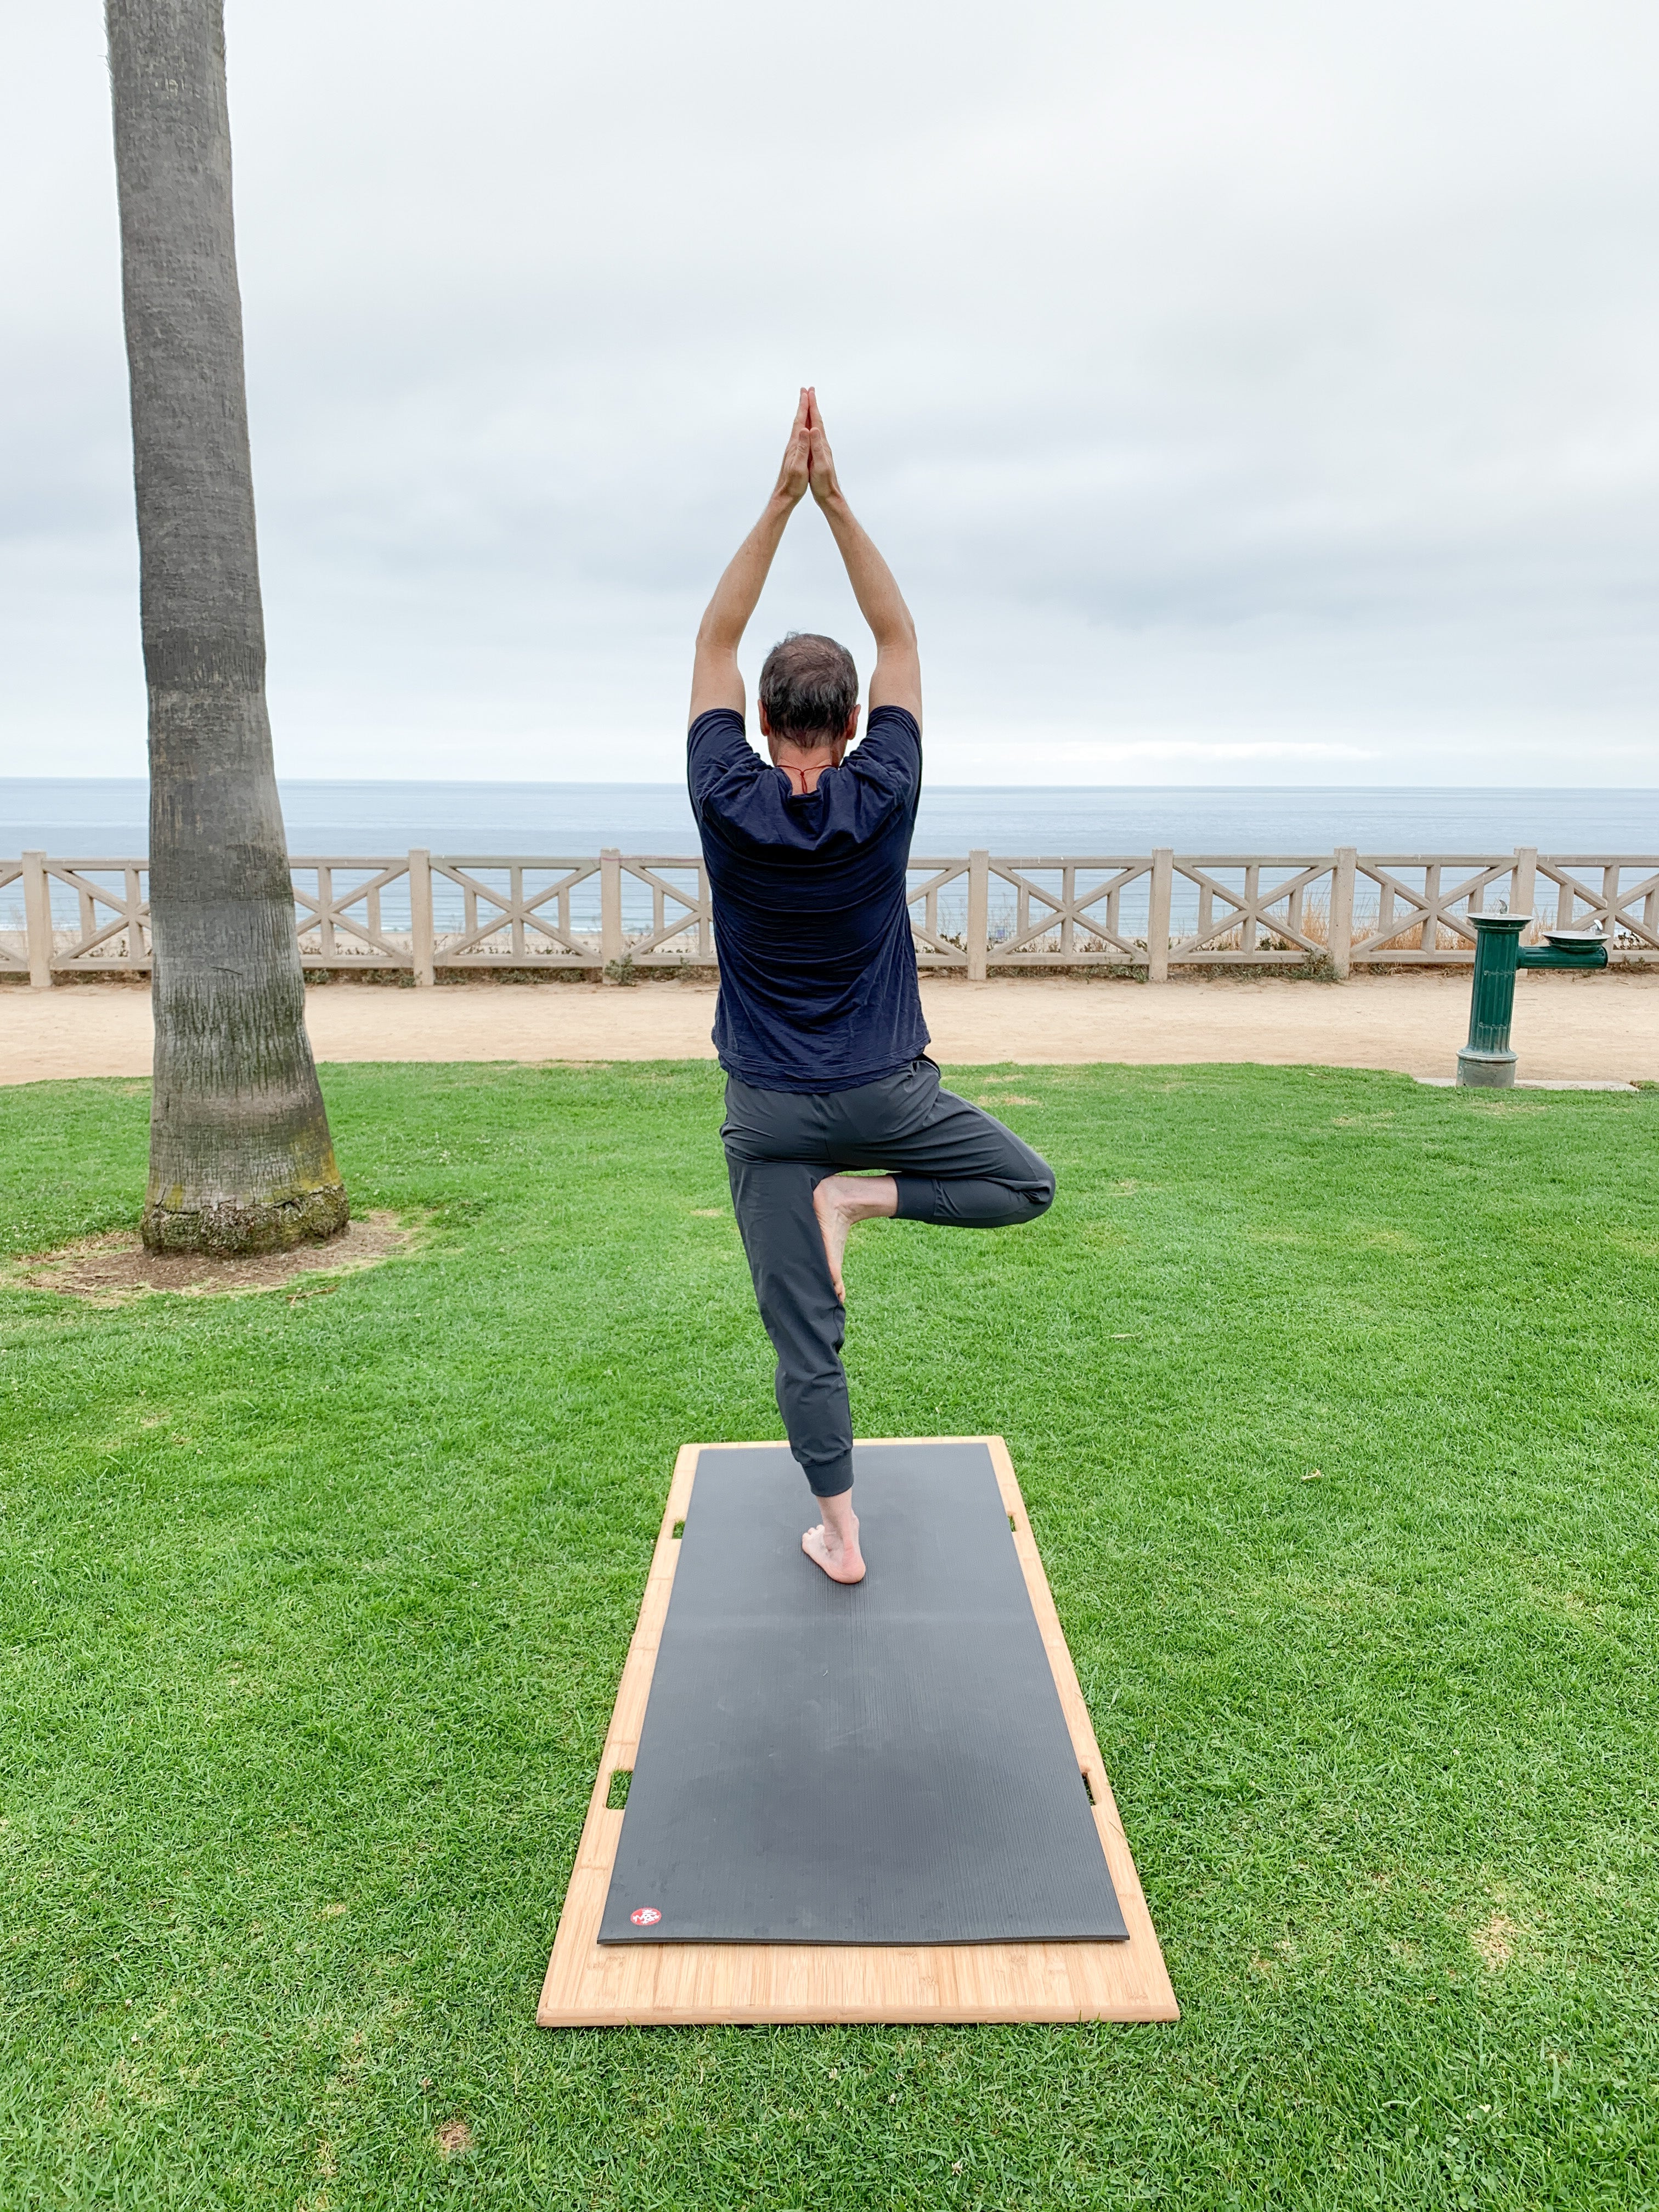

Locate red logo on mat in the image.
[630,1907,662,1927]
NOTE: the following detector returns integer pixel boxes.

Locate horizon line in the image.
[5,777,1658,795]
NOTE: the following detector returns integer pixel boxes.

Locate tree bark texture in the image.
[108,0,347,1253]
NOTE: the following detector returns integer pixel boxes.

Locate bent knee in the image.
[1022,1153,1056,1216]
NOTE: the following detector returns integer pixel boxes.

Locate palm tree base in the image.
[140,1183,349,1257]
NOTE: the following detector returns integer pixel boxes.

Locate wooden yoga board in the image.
[538,1437,1178,2026]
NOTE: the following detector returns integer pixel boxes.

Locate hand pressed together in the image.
[772,389,812,507]
[804,388,842,507]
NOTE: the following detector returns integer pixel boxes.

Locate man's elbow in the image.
[695,627,742,674]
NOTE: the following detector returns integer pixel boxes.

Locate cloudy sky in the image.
[4,0,1656,784]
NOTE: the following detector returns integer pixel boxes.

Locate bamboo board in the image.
[537,1437,1178,2026]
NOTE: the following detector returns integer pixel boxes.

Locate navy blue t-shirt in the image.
[687,704,929,1092]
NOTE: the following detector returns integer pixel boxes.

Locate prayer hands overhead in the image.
[770,387,842,510]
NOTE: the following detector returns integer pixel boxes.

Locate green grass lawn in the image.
[2,1059,1657,2209]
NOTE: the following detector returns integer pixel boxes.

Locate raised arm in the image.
[688,392,811,723]
[806,392,922,724]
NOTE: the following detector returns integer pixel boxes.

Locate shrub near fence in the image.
[3,846,1658,985]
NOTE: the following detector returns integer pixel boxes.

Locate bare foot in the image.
[803,1512,866,1584]
[811,1173,898,1302]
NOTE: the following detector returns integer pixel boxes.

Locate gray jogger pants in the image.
[720,1056,1055,1498]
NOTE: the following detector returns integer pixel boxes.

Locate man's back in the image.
[689,703,928,1093]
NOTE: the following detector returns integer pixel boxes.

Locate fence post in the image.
[126,864,148,970]
[22,851,53,988]
[696,861,713,961]
[600,848,624,974]
[967,850,989,980]
[1329,847,1356,979]
[1147,848,1172,983]
[409,848,435,986]
[1511,846,1537,934]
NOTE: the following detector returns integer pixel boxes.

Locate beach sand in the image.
[3,970,1655,1086]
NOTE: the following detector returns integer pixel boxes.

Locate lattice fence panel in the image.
[44,861,153,972]
[1537,859,1659,958]
[984,860,1158,965]
[1168,858,1335,965]
[0,860,24,971]
[907,860,971,966]
[432,859,599,965]
[1349,857,1519,964]
[291,859,411,968]
[623,860,713,964]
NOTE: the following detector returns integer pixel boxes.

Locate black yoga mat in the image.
[598,1440,1128,1946]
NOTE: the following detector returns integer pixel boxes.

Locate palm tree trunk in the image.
[108,0,347,1254]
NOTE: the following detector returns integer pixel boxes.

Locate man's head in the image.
[758,632,860,772]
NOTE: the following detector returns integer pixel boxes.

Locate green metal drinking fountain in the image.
[1457,912,1609,1086]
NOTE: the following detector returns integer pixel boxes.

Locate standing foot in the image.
[803,1513,866,1584]
[811,1173,899,1302]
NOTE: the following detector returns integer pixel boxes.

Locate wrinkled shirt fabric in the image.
[687,704,928,1092]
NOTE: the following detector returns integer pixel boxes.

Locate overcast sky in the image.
[3,0,1656,785]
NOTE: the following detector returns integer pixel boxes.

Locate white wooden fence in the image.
[4,846,1656,985]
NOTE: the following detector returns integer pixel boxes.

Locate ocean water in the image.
[5,778,1659,859]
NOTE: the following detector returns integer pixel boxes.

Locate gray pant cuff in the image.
[892,1173,938,1222]
[803,1452,855,1499]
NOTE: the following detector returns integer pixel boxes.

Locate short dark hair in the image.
[758,633,859,742]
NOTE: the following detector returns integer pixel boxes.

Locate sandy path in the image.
[3,970,1655,1086]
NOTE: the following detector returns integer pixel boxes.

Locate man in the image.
[688,390,1054,1584]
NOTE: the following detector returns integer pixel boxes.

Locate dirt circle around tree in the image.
[14,1210,415,1305]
